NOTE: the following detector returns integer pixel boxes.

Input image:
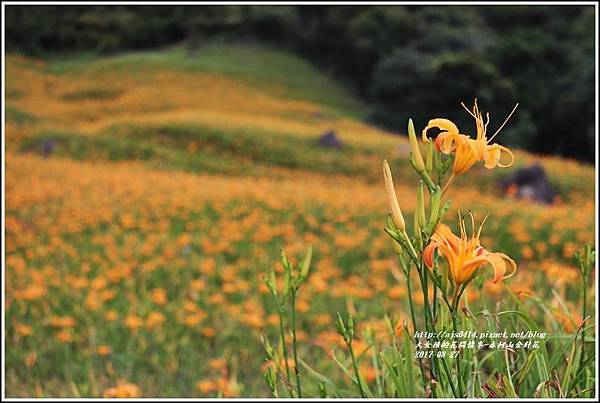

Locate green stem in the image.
[581,275,587,364]
[348,341,366,398]
[416,264,440,397]
[277,307,293,397]
[432,281,438,321]
[439,350,459,397]
[419,169,438,193]
[417,262,459,397]
[402,258,427,391]
[291,292,302,397]
[441,172,456,196]
[451,308,464,397]
[401,230,420,263]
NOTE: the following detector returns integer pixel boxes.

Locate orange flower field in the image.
[4,45,596,397]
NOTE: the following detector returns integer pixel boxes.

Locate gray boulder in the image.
[318,130,343,149]
[499,163,556,204]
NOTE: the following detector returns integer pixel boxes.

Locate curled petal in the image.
[494,253,517,279]
[431,224,461,253]
[422,118,460,142]
[465,252,517,284]
[423,242,437,268]
[435,132,462,154]
[485,144,514,169]
[485,253,508,284]
[495,145,514,168]
[484,146,501,169]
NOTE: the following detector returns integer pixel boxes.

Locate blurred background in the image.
[5,4,596,161]
[4,4,596,398]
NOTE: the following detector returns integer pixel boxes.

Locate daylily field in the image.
[4,45,596,397]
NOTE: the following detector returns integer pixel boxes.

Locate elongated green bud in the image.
[300,245,313,279]
[336,313,346,336]
[429,187,441,227]
[265,270,277,296]
[426,141,434,174]
[413,207,420,240]
[347,315,355,339]
[283,266,291,297]
[415,181,426,241]
[417,181,426,226]
[408,119,426,173]
[280,249,290,270]
[383,160,406,231]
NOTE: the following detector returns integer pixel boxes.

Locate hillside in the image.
[5,44,595,397]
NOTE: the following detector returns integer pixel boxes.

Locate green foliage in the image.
[263,246,313,397]
[18,123,388,180]
[45,45,366,118]
[6,106,40,126]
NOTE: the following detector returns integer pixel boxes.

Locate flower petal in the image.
[431,223,461,253]
[483,146,501,169]
[495,145,514,168]
[435,132,462,154]
[423,242,437,268]
[485,144,514,169]
[453,138,481,174]
[464,252,517,284]
[422,119,460,143]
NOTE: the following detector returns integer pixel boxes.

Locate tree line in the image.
[6,5,595,162]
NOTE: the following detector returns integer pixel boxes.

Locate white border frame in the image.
[1,1,598,401]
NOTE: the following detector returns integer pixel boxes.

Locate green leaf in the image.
[380,348,406,397]
[331,351,374,398]
[402,327,417,397]
[298,357,341,397]
[516,349,537,390]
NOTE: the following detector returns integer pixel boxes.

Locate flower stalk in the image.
[263,246,313,398]
[383,105,518,398]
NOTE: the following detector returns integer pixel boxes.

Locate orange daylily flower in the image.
[422,100,518,175]
[423,214,517,285]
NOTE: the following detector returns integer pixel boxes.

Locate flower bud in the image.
[426,141,434,174]
[408,119,426,173]
[413,208,421,241]
[300,245,312,279]
[383,160,406,231]
[414,181,426,239]
[417,181,426,227]
[429,187,441,227]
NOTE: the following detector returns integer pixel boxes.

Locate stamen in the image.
[461,101,478,119]
[488,103,519,143]
[458,210,467,241]
[484,113,490,136]
[475,213,490,240]
[469,210,476,237]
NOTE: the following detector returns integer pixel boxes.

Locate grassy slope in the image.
[6,44,593,199]
[44,44,368,119]
[5,44,596,398]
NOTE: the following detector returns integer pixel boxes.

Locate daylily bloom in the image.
[423,214,517,285]
[421,100,518,175]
